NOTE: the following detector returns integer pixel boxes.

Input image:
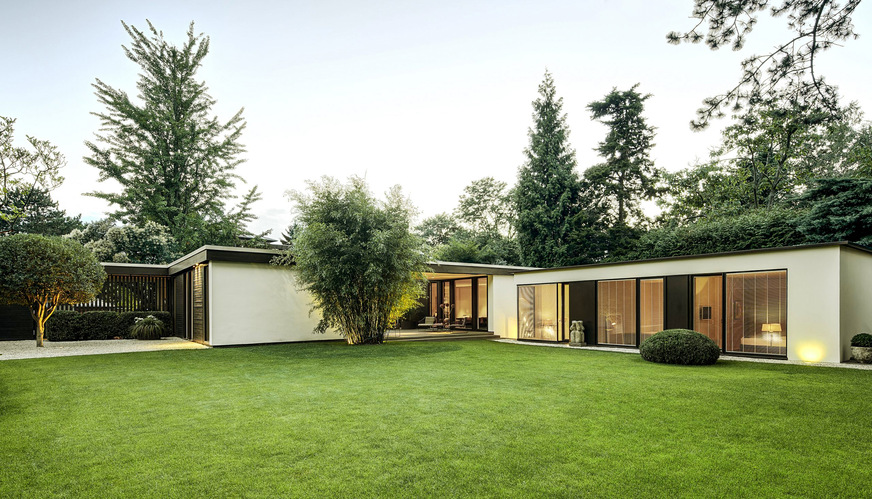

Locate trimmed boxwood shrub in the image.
[79,311,123,340]
[44,310,82,341]
[45,310,173,341]
[640,329,720,366]
[851,333,872,348]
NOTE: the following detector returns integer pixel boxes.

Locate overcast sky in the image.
[2,0,870,236]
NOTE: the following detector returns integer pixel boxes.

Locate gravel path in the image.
[496,339,872,370]
[0,337,209,361]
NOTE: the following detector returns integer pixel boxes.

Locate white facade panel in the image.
[840,247,872,361]
[492,274,518,339]
[208,261,344,346]
[509,246,844,363]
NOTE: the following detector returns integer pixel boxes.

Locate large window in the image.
[477,277,488,330]
[693,275,723,347]
[518,284,559,341]
[455,279,472,328]
[726,271,787,355]
[640,278,664,342]
[597,280,636,346]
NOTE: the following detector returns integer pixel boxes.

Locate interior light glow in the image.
[797,342,826,363]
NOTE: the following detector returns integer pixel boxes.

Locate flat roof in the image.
[514,241,872,275]
[98,246,539,277]
[97,241,871,277]
[427,261,538,276]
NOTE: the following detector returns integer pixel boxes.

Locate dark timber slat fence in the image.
[59,275,170,313]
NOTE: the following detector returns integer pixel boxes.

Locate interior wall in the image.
[840,247,872,361]
[208,261,344,346]
[512,246,844,363]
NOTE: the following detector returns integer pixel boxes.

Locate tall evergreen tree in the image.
[0,187,82,236]
[584,84,660,227]
[84,20,257,251]
[514,71,579,268]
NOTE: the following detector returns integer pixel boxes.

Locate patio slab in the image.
[0,337,208,361]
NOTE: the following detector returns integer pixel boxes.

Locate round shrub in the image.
[130,315,165,340]
[851,333,872,348]
[640,329,720,366]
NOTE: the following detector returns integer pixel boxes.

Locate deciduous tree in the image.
[0,234,106,347]
[66,219,180,264]
[0,116,65,228]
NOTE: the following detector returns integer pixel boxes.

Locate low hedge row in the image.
[45,310,173,341]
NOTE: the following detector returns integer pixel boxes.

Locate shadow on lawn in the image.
[241,340,464,361]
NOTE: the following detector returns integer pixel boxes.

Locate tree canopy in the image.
[84,20,264,251]
[797,177,872,245]
[0,187,82,236]
[0,234,106,347]
[0,116,66,229]
[275,176,427,345]
[669,0,862,128]
[66,219,180,264]
[585,84,660,227]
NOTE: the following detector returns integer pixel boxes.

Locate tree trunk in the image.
[36,318,44,347]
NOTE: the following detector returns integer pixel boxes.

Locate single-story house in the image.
[2,242,870,364]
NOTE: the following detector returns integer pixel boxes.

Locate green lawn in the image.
[1,340,870,498]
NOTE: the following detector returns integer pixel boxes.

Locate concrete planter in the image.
[851,346,872,363]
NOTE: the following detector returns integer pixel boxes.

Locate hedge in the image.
[639,329,720,366]
[45,310,173,341]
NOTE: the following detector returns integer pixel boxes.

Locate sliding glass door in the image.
[518,284,559,341]
[726,271,787,355]
[639,278,664,342]
[597,280,636,346]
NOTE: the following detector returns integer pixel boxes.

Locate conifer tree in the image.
[85,20,257,250]
[514,71,579,268]
[585,84,660,227]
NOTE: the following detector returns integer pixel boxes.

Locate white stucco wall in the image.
[492,274,518,339]
[840,247,872,361]
[510,246,845,363]
[207,261,344,346]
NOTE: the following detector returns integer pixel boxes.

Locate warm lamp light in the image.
[797,342,826,363]
[761,323,784,344]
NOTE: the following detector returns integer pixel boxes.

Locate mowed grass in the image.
[1,340,871,498]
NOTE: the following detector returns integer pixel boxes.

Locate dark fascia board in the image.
[101,249,538,277]
[96,245,283,277]
[102,263,169,276]
[167,245,282,275]
[513,241,872,275]
[426,261,539,276]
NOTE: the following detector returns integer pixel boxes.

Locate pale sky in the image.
[2,0,870,236]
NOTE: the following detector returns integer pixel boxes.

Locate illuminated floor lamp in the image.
[762,323,783,348]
